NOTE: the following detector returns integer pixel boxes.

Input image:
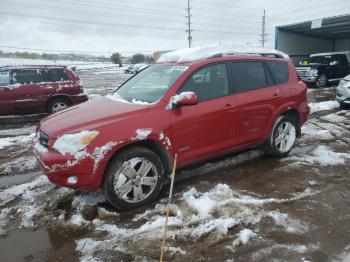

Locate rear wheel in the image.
[47,98,70,113]
[264,115,297,157]
[102,146,165,211]
[340,102,350,110]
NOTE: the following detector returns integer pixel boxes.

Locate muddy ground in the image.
[0,68,349,262]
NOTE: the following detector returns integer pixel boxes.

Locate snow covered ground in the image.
[0,77,349,261]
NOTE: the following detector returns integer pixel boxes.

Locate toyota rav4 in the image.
[33,50,309,210]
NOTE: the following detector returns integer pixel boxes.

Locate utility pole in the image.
[185,0,193,48]
[260,9,268,47]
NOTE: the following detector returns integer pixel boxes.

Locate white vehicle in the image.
[124,63,148,74]
[336,74,350,110]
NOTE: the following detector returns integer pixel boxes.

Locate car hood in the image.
[39,97,150,138]
[295,64,327,69]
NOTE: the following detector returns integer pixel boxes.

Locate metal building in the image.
[275,13,350,64]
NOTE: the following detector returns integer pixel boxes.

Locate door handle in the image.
[225,103,234,108]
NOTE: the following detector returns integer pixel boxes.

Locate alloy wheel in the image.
[52,101,68,112]
[114,157,159,204]
[274,121,296,153]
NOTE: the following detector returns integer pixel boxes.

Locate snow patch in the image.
[131,128,152,140]
[309,100,339,114]
[289,145,350,166]
[158,44,289,63]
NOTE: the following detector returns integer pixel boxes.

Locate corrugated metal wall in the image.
[335,39,350,51]
[277,30,334,56]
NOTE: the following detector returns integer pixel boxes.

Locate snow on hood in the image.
[344,74,350,81]
[158,44,289,63]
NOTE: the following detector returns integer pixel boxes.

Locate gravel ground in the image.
[0,68,349,262]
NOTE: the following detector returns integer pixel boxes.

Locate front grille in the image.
[39,130,49,148]
[295,69,308,77]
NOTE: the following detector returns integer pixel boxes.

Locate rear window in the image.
[48,69,69,82]
[12,70,47,84]
[266,61,289,84]
[0,71,10,86]
[231,61,267,92]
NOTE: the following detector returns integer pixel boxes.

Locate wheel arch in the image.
[45,94,73,112]
[98,139,173,187]
[266,106,302,140]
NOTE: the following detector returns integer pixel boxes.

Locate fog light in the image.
[67,176,78,184]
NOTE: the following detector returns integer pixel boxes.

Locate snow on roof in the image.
[158,44,289,63]
[310,51,350,57]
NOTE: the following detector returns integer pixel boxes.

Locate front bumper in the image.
[336,85,350,104]
[300,76,317,83]
[33,139,101,191]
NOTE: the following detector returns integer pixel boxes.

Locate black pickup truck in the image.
[295,52,350,88]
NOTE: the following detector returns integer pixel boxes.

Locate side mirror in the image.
[171,91,198,108]
[330,61,340,66]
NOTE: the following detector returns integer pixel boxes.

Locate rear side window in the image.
[266,61,289,84]
[231,61,267,92]
[48,69,69,82]
[12,70,47,84]
[0,71,10,86]
[179,63,229,102]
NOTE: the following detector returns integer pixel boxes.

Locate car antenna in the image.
[159,154,178,262]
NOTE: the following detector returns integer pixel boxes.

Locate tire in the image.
[264,115,298,157]
[316,74,327,88]
[102,146,165,211]
[47,97,70,113]
[340,102,350,110]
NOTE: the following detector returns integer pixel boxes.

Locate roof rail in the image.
[207,52,285,59]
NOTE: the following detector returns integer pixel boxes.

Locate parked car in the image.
[33,53,309,210]
[336,74,350,110]
[0,65,88,115]
[295,51,350,88]
[124,64,148,74]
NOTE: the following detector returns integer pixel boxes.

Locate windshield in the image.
[113,64,189,103]
[308,55,332,65]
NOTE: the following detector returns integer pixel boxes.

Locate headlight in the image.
[340,79,350,89]
[53,130,99,155]
[306,68,318,76]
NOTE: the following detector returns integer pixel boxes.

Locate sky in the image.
[0,0,349,56]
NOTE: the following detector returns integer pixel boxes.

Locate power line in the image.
[0,0,261,30]
[191,0,263,11]
[0,0,183,24]
[0,11,260,36]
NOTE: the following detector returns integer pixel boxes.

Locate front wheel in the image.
[102,146,165,211]
[316,74,327,88]
[264,116,297,157]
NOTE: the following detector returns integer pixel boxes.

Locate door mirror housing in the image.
[330,61,340,66]
[170,91,198,108]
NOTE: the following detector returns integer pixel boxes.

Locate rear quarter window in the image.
[231,61,267,92]
[48,69,69,82]
[266,61,289,84]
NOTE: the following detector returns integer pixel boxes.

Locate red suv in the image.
[33,53,309,210]
[0,66,88,115]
